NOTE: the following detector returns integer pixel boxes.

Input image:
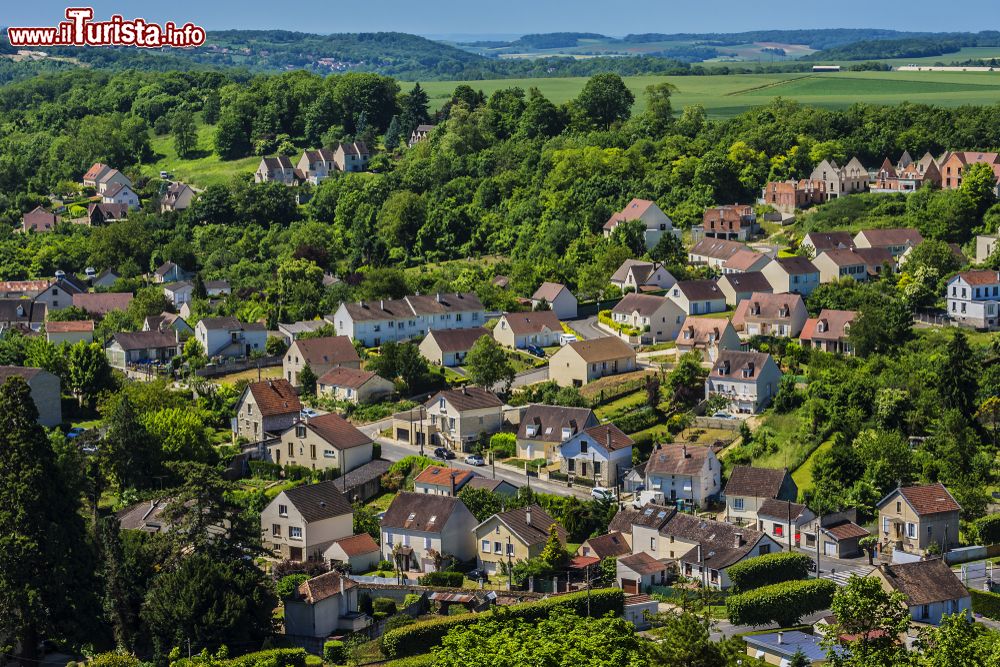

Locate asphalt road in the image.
[570,315,608,340]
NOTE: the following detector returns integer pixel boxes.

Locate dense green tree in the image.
[824,575,911,667]
[465,335,516,393]
[172,110,198,158]
[298,363,318,395]
[938,330,977,415]
[100,393,159,491]
[66,340,114,408]
[572,73,634,130]
[458,486,506,522]
[645,610,726,667]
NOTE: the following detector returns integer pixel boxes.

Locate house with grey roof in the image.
[195,316,267,359]
[516,404,599,461]
[261,480,354,561]
[329,293,485,347]
[254,155,297,185]
[667,280,727,315]
[381,492,478,570]
[105,331,180,370]
[644,443,721,509]
[0,366,61,427]
[531,282,577,319]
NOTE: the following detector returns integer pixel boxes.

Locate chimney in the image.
[450,472,456,496]
[526,507,532,526]
[339,575,345,596]
[606,429,612,453]
[777,631,783,645]
[682,443,688,458]
[734,532,743,548]
[380,299,384,309]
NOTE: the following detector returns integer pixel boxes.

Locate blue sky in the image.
[5,1,997,36]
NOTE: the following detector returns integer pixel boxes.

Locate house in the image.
[283,571,366,637]
[117,499,174,533]
[337,459,392,504]
[323,533,380,573]
[688,237,748,269]
[278,320,331,343]
[204,280,231,297]
[295,149,337,184]
[876,483,961,555]
[800,231,855,257]
[409,124,436,147]
[465,477,518,496]
[105,331,179,370]
[83,162,112,188]
[269,413,373,474]
[717,272,773,306]
[702,204,757,241]
[493,311,562,349]
[578,531,631,560]
[667,280,727,316]
[602,198,678,250]
[938,150,1000,190]
[153,261,190,284]
[723,465,797,526]
[261,480,353,561]
[473,505,566,575]
[976,234,999,263]
[0,300,46,332]
[86,203,128,225]
[102,182,140,209]
[94,168,133,195]
[722,248,772,275]
[162,281,194,306]
[333,141,370,172]
[515,404,599,461]
[609,259,676,293]
[234,379,302,441]
[414,465,478,496]
[22,206,59,233]
[531,282,577,320]
[160,182,196,212]
[317,367,394,404]
[874,560,970,625]
[732,292,808,337]
[871,154,942,193]
[853,228,924,257]
[392,386,504,452]
[643,443,721,510]
[623,594,660,631]
[609,293,685,344]
[946,270,1000,329]
[0,366,62,427]
[706,351,782,414]
[0,279,76,311]
[418,327,489,366]
[761,179,826,213]
[45,320,94,346]
[755,499,816,549]
[557,423,634,487]
[143,312,192,336]
[284,335,360,386]
[548,336,636,388]
[762,256,820,296]
[195,316,267,359]
[802,510,870,558]
[744,630,837,666]
[72,291,132,317]
[330,293,485,347]
[800,309,857,355]
[254,155,297,185]
[91,269,121,289]
[381,492,478,570]
[811,157,869,200]
[674,317,741,362]
[813,247,896,283]
[617,552,670,593]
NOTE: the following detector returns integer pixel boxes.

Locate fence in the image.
[196,354,282,378]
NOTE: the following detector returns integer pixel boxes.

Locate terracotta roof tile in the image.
[247,379,302,417]
[297,570,357,603]
[581,531,631,559]
[329,533,379,557]
[879,559,968,606]
[619,551,669,576]
[897,483,961,515]
[414,465,477,490]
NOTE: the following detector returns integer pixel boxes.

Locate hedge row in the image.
[172,649,307,667]
[974,514,1000,545]
[971,589,1000,621]
[381,588,624,659]
[417,571,465,587]
[598,310,642,337]
[726,552,814,593]
[612,407,659,434]
[726,578,836,628]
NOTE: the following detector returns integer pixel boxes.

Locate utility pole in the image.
[586,562,592,617]
[786,499,793,552]
[506,535,513,591]
[815,510,822,576]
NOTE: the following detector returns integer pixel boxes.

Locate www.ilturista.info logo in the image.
[7,7,206,48]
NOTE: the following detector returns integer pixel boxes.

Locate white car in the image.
[591,486,614,500]
[465,454,485,466]
[301,407,319,418]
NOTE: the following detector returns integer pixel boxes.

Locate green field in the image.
[423,70,1000,118]
[145,122,258,187]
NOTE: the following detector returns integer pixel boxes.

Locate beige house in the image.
[255,155,297,185]
[644,443,721,510]
[45,320,95,346]
[549,336,636,387]
[493,311,563,349]
[531,282,577,320]
[800,309,857,355]
[667,280,727,315]
[874,559,971,626]
[674,317,741,361]
[732,292,808,337]
[473,505,566,574]
[876,483,961,555]
[516,404,599,461]
[413,465,478,496]
[705,350,782,414]
[609,293,685,344]
[234,379,302,442]
[316,367,394,404]
[723,465,797,526]
[261,480,354,561]
[811,157,869,200]
[160,182,196,213]
[687,237,747,269]
[284,335,360,386]
[381,493,478,571]
[813,247,896,283]
[322,533,380,574]
[717,272,773,306]
[391,386,504,452]
[976,234,999,263]
[801,231,856,257]
[609,259,676,292]
[418,327,489,366]
[269,413,373,474]
[761,256,820,296]
[283,571,366,637]
[853,227,924,257]
[0,366,62,428]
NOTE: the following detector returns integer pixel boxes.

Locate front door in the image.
[622,578,638,594]
[289,546,303,561]
[824,541,837,557]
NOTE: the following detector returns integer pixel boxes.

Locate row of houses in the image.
[254,143,371,185]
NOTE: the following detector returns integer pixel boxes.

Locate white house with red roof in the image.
[947,270,1000,329]
[603,198,678,250]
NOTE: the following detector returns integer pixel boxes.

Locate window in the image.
[272,524,281,537]
[494,541,502,554]
[289,526,302,540]
[896,501,901,513]
[907,522,916,539]
[733,497,744,511]
[593,461,601,476]
[650,537,656,550]
[424,537,431,549]
[507,542,514,555]
[296,424,306,438]
[386,532,393,546]
[883,517,890,534]
[758,544,771,555]
[773,523,783,537]
[581,441,588,454]
[310,445,316,460]
[482,539,490,553]
[278,504,288,517]
[567,459,575,472]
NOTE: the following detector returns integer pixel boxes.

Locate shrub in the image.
[403,593,423,607]
[381,589,624,658]
[384,655,435,667]
[373,597,398,615]
[249,460,282,479]
[284,464,313,481]
[418,571,464,587]
[359,592,374,615]
[172,649,307,667]
[971,589,1000,621]
[726,552,814,593]
[974,514,1000,545]
[378,559,394,571]
[726,579,836,628]
[323,640,346,665]
[275,573,309,598]
[612,407,659,434]
[598,310,641,337]
[490,432,516,458]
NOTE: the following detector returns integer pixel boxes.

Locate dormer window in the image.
[561,427,572,441]
[526,424,538,437]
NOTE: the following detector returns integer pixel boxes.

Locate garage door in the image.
[824,541,837,557]
[396,428,409,441]
[622,578,639,594]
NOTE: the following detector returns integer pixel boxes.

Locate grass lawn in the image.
[507,349,546,373]
[791,438,834,494]
[594,390,647,421]
[144,122,259,188]
[208,365,283,386]
[367,491,397,511]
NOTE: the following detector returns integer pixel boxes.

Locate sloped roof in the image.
[612,293,674,318]
[823,520,869,541]
[819,247,895,268]
[610,259,657,284]
[382,492,462,533]
[487,504,565,547]
[669,514,770,569]
[283,480,353,522]
[709,350,774,380]
[300,413,372,450]
[424,327,489,353]
[802,231,855,252]
[46,320,94,333]
[414,465,477,489]
[723,248,767,272]
[329,533,379,557]
[954,270,1000,286]
[879,560,968,606]
[674,279,723,301]
[724,465,789,499]
[676,317,732,345]
[619,551,669,576]
[340,293,483,321]
[757,499,809,522]
[893,483,961,515]
[111,331,177,351]
[297,570,357,604]
[603,198,657,230]
[102,181,133,199]
[317,367,383,390]
[690,237,746,261]
[499,311,562,335]
[582,531,631,559]
[0,366,46,383]
[800,309,856,342]
[609,508,642,536]
[733,292,803,325]
[425,386,503,412]
[580,423,634,452]
[532,282,570,302]
[518,404,597,442]
[23,206,59,232]
[293,336,360,366]
[563,336,635,363]
[856,227,923,247]
[773,256,818,276]
[247,379,302,417]
[645,443,711,477]
[73,292,133,315]
[262,155,294,171]
[0,299,45,324]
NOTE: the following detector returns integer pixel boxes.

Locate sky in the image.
[4,0,998,37]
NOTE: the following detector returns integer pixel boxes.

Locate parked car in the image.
[526,345,545,358]
[465,454,485,466]
[66,427,87,439]
[434,447,455,460]
[712,411,735,419]
[559,333,576,346]
[301,407,319,418]
[591,486,614,500]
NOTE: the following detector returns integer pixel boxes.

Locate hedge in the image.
[971,589,1000,621]
[612,407,659,434]
[323,641,346,665]
[381,588,624,659]
[974,514,1000,545]
[172,649,307,667]
[726,579,836,628]
[726,552,814,593]
[418,571,464,587]
[598,310,641,337]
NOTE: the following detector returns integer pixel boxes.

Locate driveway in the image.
[570,315,609,341]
